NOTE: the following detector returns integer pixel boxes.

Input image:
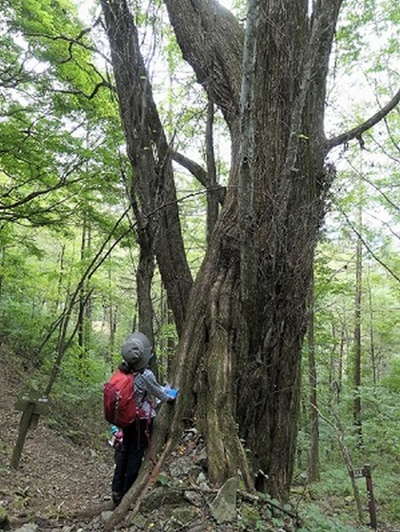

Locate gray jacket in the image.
[135,368,170,417]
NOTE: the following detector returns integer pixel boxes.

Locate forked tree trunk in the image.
[103,0,341,500]
[103,0,399,513]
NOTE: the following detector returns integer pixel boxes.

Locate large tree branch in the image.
[164,0,243,130]
[305,0,343,144]
[0,175,83,210]
[48,80,113,99]
[327,88,400,150]
[171,150,225,205]
[172,151,208,187]
[24,19,111,65]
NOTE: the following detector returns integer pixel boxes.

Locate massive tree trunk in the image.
[164,0,342,498]
[103,1,399,514]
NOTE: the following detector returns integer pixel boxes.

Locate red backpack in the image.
[103,370,143,428]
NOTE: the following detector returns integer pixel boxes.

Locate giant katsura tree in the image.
[101,1,400,527]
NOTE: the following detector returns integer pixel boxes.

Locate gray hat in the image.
[121,331,153,371]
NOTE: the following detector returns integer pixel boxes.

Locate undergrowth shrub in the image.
[297,503,367,532]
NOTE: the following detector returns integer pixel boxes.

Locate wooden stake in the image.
[11,398,49,469]
[11,401,36,469]
[363,465,377,529]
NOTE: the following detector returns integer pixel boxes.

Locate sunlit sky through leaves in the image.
[75,0,236,21]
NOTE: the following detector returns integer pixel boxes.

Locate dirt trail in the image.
[0,363,113,528]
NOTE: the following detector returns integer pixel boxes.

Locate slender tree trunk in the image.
[367,266,377,386]
[136,228,158,377]
[296,393,307,471]
[101,0,193,337]
[328,324,337,411]
[0,245,6,302]
[77,215,92,374]
[78,215,87,355]
[107,263,115,370]
[131,311,137,337]
[45,288,93,397]
[206,99,219,242]
[337,324,345,402]
[158,287,167,383]
[307,269,320,482]
[158,286,176,382]
[353,202,363,444]
[166,304,175,382]
[136,231,155,345]
[85,220,92,347]
[53,244,65,314]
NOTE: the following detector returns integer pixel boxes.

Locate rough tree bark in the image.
[101,0,193,337]
[102,3,400,525]
[206,99,219,242]
[163,0,343,497]
[127,188,156,348]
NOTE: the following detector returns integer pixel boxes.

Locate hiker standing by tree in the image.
[106,331,177,507]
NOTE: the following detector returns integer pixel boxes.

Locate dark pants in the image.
[111,419,152,504]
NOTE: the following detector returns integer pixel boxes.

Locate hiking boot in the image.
[112,491,122,507]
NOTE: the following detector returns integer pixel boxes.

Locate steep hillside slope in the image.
[0,360,113,528]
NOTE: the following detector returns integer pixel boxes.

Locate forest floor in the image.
[0,358,234,531]
[0,362,114,530]
[1,358,399,532]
